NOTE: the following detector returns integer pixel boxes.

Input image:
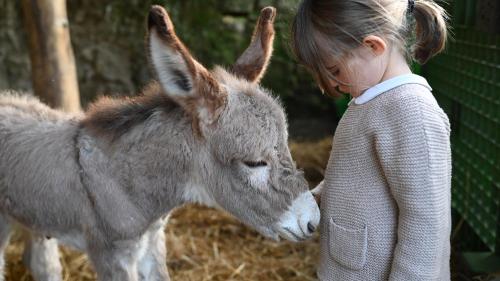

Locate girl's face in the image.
[326,43,389,97]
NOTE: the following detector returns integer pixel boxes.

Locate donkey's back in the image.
[0,92,87,231]
[0,92,76,122]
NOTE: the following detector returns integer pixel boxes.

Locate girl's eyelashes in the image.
[327,65,350,86]
[327,66,340,76]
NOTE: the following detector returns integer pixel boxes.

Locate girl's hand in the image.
[311,181,324,206]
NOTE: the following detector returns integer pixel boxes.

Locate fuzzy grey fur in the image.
[0,5,318,281]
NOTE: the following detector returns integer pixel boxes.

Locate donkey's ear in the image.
[147,5,198,97]
[231,7,276,83]
[147,6,226,133]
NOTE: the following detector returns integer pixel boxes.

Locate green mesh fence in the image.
[423,10,500,252]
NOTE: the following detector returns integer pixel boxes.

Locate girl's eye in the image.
[327,66,340,76]
[244,160,268,168]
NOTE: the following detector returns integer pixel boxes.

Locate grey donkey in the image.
[0,5,320,281]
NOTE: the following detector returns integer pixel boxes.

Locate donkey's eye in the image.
[243,160,268,168]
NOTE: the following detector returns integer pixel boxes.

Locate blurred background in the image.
[0,0,499,280]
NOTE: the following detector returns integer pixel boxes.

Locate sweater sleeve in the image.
[374,96,451,280]
[311,180,324,198]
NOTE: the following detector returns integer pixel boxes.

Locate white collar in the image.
[349,74,432,105]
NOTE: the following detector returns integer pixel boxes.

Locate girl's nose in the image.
[329,79,339,88]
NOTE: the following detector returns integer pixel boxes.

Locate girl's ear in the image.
[362,35,387,56]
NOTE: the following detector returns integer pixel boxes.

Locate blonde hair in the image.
[291,0,448,96]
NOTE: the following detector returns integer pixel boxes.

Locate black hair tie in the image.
[408,0,415,13]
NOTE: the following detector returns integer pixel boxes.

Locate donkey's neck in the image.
[79,91,210,235]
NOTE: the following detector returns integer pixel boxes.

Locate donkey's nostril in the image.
[307,222,316,233]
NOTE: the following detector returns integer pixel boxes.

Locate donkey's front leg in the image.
[138,217,170,281]
[22,234,62,281]
[0,215,12,281]
[88,240,141,281]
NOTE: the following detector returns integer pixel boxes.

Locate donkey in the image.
[0,5,320,281]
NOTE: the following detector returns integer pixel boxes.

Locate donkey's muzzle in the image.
[275,191,320,242]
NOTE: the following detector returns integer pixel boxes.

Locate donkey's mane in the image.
[82,82,179,140]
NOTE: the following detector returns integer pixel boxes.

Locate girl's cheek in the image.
[337,71,351,86]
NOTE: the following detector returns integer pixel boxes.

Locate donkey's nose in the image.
[307,222,316,233]
[277,191,320,241]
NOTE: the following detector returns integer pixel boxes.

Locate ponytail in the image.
[411,0,449,64]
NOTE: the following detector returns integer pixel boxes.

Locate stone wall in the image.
[0,0,31,91]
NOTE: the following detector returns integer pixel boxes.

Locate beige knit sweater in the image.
[318,80,452,280]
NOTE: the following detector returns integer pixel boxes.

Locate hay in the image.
[165,206,320,281]
[4,138,333,281]
[289,137,332,186]
[4,206,319,281]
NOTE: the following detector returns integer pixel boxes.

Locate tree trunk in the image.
[21,0,81,112]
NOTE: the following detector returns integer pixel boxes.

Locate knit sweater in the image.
[318,78,452,281]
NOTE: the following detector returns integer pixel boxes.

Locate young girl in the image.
[292,0,451,280]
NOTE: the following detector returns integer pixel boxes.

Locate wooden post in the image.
[21,0,81,112]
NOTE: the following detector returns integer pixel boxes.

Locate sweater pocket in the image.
[328,217,368,270]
